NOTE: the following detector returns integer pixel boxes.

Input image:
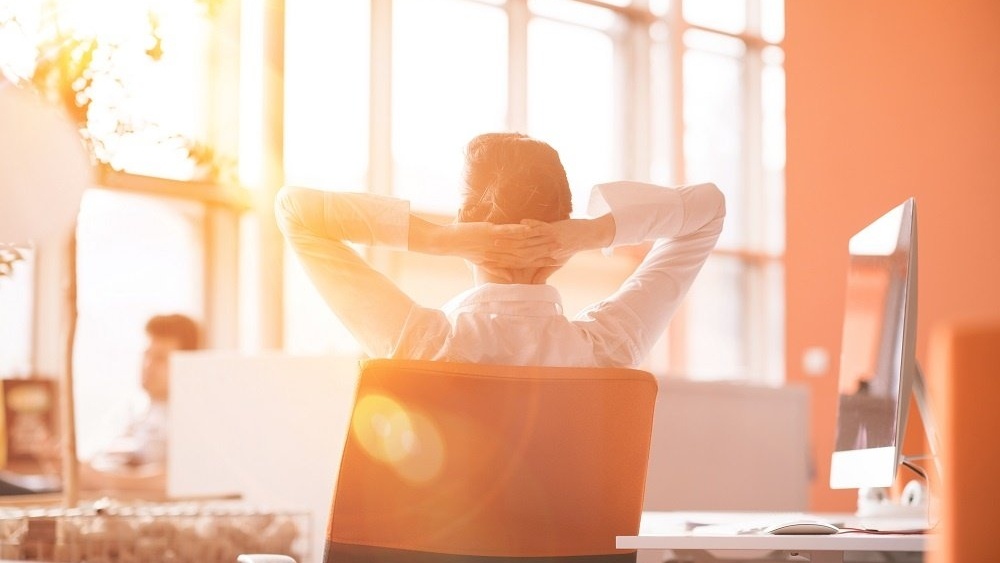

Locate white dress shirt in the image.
[276,181,725,368]
[91,399,168,470]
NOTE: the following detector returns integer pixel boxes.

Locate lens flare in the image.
[351,394,444,483]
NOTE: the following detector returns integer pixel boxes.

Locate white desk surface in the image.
[618,511,928,553]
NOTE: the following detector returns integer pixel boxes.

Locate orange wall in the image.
[785,0,1000,511]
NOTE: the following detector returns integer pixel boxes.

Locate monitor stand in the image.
[912,362,943,480]
[855,362,941,528]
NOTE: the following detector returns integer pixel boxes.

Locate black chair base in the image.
[325,542,637,563]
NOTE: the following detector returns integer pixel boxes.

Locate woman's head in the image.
[459,133,571,225]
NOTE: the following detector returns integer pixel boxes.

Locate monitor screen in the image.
[830,198,918,490]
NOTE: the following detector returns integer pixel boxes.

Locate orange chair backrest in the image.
[325,359,658,561]
[927,319,1000,563]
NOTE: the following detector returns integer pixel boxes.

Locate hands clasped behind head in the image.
[480,221,562,270]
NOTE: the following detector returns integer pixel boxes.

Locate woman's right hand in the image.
[412,214,614,274]
[410,216,558,267]
[520,216,616,260]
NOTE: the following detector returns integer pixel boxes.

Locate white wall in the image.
[644,378,811,512]
[169,352,361,563]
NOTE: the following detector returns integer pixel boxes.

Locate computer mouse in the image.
[763,521,840,535]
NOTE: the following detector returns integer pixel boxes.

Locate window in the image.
[279,0,785,383]
[527,3,618,209]
[680,0,786,383]
[281,0,372,355]
[74,189,205,457]
[283,0,370,191]
[393,0,508,212]
[5,0,786,396]
[1,0,242,454]
[0,247,34,377]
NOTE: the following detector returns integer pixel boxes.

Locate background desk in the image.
[618,512,927,563]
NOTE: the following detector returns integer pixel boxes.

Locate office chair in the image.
[241,358,657,563]
[927,319,1000,563]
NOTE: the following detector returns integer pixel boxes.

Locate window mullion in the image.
[507,0,529,132]
[367,0,395,277]
[743,0,768,380]
[206,1,244,350]
[370,0,394,197]
[256,0,285,348]
[664,0,687,376]
[621,18,650,180]
[668,0,686,186]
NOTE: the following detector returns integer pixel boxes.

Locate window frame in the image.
[268,0,785,382]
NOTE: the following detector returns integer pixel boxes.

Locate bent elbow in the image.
[698,182,726,219]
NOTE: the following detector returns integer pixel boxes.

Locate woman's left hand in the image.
[439,221,561,269]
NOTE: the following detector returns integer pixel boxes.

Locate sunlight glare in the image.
[49,0,149,41]
[351,394,445,483]
[392,0,506,213]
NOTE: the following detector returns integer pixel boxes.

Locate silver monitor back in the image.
[830,198,918,489]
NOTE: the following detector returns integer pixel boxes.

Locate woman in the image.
[276,132,724,368]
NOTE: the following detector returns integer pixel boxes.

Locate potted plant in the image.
[0,0,234,184]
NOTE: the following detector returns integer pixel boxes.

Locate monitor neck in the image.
[911,361,943,482]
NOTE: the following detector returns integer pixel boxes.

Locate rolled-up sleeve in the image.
[275,187,419,358]
[588,181,724,246]
[576,182,726,367]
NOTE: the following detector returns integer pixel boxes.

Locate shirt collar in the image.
[445,283,564,316]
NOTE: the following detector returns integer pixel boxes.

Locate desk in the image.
[617,512,928,563]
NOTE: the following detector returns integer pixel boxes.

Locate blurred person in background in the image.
[77,313,200,498]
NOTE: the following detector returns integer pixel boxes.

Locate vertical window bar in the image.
[507,0,529,131]
[370,0,394,197]
[620,13,647,179]
[743,0,766,380]
[259,0,286,349]
[665,0,688,375]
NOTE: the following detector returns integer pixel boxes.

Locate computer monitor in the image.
[829,198,931,490]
